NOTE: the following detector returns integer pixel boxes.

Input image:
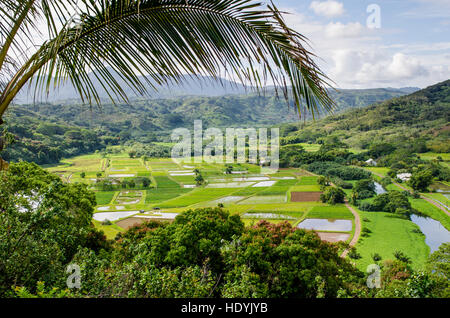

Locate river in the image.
[410,215,450,253]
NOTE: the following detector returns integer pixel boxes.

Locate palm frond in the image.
[0,0,335,121]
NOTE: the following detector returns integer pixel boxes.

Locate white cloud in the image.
[387,53,429,79]
[280,7,449,89]
[325,22,365,38]
[329,51,430,87]
[309,1,344,18]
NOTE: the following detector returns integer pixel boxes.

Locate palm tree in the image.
[0,0,335,126]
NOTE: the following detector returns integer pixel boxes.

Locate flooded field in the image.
[297,219,352,232]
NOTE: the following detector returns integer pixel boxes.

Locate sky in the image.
[272,0,450,89]
[13,0,450,93]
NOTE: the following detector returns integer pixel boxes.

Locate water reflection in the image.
[411,215,450,253]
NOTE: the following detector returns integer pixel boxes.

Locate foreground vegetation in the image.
[1,162,449,298]
[1,81,449,298]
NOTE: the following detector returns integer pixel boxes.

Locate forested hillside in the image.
[1,87,417,164]
[280,80,450,153]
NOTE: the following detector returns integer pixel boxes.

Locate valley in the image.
[45,144,449,272]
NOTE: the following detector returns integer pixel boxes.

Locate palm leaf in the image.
[0,0,335,122]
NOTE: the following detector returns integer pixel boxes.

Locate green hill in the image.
[1,84,437,165]
[280,80,450,153]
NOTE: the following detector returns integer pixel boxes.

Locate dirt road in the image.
[341,200,361,258]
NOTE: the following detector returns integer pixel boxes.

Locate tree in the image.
[394,251,411,264]
[0,162,107,296]
[317,176,330,188]
[408,169,433,192]
[195,173,205,186]
[352,179,376,199]
[426,243,450,297]
[80,172,86,178]
[426,243,450,282]
[221,221,361,297]
[320,187,345,204]
[141,177,151,188]
[225,165,234,175]
[0,0,333,129]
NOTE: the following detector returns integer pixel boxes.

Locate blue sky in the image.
[270,0,450,88]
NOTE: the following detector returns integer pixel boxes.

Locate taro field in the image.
[46,152,356,248]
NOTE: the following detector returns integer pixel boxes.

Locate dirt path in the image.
[370,170,450,217]
[341,200,361,258]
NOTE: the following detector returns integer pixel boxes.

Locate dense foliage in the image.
[0,162,109,296]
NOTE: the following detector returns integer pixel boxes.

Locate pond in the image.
[232,176,269,181]
[411,215,450,253]
[429,182,450,203]
[297,219,353,232]
[429,182,450,193]
[242,213,295,219]
[206,182,255,188]
[93,211,139,221]
[138,213,179,220]
[374,182,386,195]
[107,174,135,178]
[211,196,245,203]
[252,181,277,187]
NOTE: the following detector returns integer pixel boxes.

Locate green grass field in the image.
[145,188,192,204]
[154,175,181,188]
[365,167,390,176]
[257,186,290,196]
[290,185,322,192]
[354,210,430,271]
[298,176,320,185]
[306,205,354,219]
[92,220,124,240]
[95,191,116,205]
[158,188,239,208]
[418,152,450,162]
[423,193,450,208]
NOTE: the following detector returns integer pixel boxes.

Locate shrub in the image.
[102,219,112,225]
[320,187,345,205]
[359,202,375,211]
[362,227,372,234]
[357,190,376,199]
[408,169,433,192]
[380,176,392,187]
[348,248,362,260]
[332,177,353,189]
[372,253,382,262]
[394,251,411,264]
